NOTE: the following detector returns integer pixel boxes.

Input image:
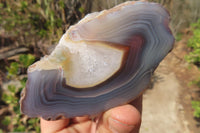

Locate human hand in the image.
[40,95,142,133]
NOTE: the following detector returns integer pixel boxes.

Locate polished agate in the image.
[20,1,174,120]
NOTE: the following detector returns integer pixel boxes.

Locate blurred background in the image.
[0,0,200,132]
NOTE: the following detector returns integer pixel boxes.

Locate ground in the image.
[140,33,200,133]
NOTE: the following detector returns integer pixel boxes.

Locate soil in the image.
[140,31,200,133]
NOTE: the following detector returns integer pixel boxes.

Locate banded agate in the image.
[20,1,174,120]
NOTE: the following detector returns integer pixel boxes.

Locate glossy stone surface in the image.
[20,1,174,120]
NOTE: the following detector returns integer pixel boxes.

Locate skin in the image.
[41,95,142,133]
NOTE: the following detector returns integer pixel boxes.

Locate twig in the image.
[0,47,29,60]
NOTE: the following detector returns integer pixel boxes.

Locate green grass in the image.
[185,19,200,118]
[191,101,200,118]
[185,19,200,65]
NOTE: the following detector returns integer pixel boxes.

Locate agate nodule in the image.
[20,1,174,120]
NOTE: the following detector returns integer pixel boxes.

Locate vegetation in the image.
[0,0,62,45]
[185,19,200,66]
[1,54,40,132]
[191,101,200,118]
[185,19,200,118]
[0,0,89,56]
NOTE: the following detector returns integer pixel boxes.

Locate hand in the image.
[40,95,142,133]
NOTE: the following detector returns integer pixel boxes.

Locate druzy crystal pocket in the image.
[20,1,174,120]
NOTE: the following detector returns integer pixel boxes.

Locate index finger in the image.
[40,118,69,133]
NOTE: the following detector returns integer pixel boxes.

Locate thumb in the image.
[96,104,141,133]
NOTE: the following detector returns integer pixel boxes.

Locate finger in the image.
[97,104,141,133]
[71,116,90,124]
[40,118,70,133]
[56,121,93,133]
